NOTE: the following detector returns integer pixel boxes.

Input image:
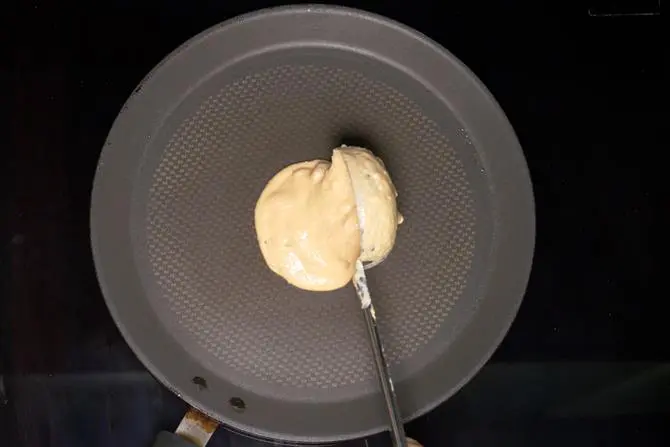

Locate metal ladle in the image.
[344,151,407,447]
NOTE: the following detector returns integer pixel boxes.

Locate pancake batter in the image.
[254,146,402,291]
[339,147,403,265]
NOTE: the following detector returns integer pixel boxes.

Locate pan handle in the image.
[153,407,219,447]
[152,431,197,447]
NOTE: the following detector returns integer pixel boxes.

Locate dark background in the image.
[1,1,665,446]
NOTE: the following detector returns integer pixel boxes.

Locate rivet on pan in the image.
[192,376,208,391]
[229,397,246,413]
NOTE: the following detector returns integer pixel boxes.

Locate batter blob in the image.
[254,146,402,291]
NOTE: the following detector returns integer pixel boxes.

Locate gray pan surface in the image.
[91,5,535,444]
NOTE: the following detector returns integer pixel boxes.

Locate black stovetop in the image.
[1,2,665,446]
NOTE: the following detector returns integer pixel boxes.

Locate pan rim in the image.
[91,4,535,443]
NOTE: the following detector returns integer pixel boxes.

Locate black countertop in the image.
[2,1,665,446]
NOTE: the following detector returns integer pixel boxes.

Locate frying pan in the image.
[91,5,534,445]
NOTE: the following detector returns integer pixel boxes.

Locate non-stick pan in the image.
[91,5,535,444]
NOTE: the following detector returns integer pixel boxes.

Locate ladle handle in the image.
[362,304,407,447]
[353,260,407,447]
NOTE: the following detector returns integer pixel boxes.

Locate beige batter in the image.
[254,146,402,291]
[339,147,403,265]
